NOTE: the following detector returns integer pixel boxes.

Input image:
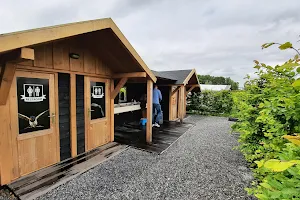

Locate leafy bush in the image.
[187,90,233,116]
[232,41,300,199]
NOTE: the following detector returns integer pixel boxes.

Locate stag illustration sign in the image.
[90,82,106,119]
[17,77,50,134]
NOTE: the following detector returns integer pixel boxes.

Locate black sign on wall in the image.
[90,81,106,119]
[17,77,50,134]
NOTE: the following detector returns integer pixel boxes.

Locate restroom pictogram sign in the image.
[21,84,46,102]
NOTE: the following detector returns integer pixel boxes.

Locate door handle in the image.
[87,108,94,118]
[48,113,56,124]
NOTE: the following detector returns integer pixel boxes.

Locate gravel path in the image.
[0,187,17,200]
[36,116,254,200]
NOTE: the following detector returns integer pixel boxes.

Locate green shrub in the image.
[232,42,300,199]
[187,90,233,116]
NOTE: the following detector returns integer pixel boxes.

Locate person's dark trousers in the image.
[153,103,162,124]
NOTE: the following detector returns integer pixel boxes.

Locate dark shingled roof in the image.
[152,69,193,84]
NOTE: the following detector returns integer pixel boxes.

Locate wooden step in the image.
[8,142,128,200]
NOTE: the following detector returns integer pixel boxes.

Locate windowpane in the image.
[17,77,50,134]
[90,81,106,119]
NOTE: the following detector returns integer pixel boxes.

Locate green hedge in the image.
[232,42,300,199]
[187,90,233,116]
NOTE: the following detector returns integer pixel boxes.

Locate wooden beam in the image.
[111,77,128,99]
[20,48,34,60]
[0,63,16,105]
[112,72,146,79]
[158,84,183,86]
[186,84,200,87]
[171,86,181,96]
[183,69,196,85]
[110,79,115,142]
[70,74,77,157]
[186,85,196,95]
[146,78,153,143]
[0,48,34,65]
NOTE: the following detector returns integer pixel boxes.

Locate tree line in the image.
[197,75,239,90]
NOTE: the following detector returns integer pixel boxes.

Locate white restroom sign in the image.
[92,86,104,98]
[21,84,46,102]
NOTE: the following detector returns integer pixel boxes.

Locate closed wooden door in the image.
[9,71,59,176]
[85,77,110,151]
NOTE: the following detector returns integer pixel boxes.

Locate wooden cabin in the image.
[0,18,157,185]
[153,69,200,121]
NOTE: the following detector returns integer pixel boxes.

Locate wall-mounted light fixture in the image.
[69,53,80,59]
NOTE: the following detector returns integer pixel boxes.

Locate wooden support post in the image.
[0,63,17,105]
[111,77,128,99]
[169,86,172,121]
[70,74,77,157]
[178,86,185,122]
[146,78,153,143]
[110,79,115,142]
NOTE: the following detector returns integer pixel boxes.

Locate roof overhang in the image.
[0,18,157,82]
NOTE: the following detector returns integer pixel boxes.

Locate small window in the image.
[119,87,127,103]
[17,77,50,134]
[90,81,106,119]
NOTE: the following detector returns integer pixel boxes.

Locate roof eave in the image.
[0,18,157,82]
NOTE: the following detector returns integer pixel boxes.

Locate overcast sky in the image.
[1,0,300,85]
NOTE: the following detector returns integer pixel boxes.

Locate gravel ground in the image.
[34,115,254,200]
[0,187,17,200]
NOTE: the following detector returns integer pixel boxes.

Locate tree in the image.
[197,74,239,90]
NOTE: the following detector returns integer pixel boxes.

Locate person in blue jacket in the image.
[152,84,162,127]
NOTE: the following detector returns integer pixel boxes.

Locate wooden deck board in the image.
[114,121,195,154]
[8,142,128,200]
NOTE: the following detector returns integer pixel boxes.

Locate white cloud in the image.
[1,0,300,86]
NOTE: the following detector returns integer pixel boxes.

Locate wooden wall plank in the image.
[95,57,105,75]
[34,43,53,68]
[0,103,15,185]
[53,41,70,70]
[8,75,20,180]
[83,50,96,74]
[70,74,77,157]
[146,79,153,143]
[70,47,84,72]
[104,61,112,76]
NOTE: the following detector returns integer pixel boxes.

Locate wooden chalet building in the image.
[0,18,200,186]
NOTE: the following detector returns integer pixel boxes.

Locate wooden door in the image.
[85,77,110,151]
[9,71,59,176]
